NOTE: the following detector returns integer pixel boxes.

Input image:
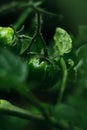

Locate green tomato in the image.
[27,55,59,90]
[0,27,14,45]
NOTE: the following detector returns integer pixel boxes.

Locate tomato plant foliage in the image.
[0,1,87,130]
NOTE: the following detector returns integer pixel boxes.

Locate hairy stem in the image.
[58,57,68,103]
[14,8,32,30]
[0,76,49,120]
[0,100,80,130]
[0,1,62,18]
[0,100,44,121]
[25,12,48,57]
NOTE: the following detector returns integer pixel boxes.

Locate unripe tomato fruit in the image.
[27,55,59,90]
[0,27,14,45]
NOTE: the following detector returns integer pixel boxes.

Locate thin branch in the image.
[0,100,44,121]
[0,1,62,19]
[0,1,41,14]
[0,2,24,14]
[58,57,68,103]
[0,76,49,120]
[0,100,80,130]
[32,5,63,19]
[25,12,49,57]
[14,8,32,30]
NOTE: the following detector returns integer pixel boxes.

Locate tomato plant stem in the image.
[25,12,49,57]
[36,12,48,57]
[0,100,79,130]
[58,57,68,103]
[0,100,44,121]
[0,1,41,14]
[14,8,32,30]
[0,1,61,18]
[21,89,50,120]
[0,76,49,120]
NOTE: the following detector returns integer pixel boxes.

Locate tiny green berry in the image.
[0,27,14,45]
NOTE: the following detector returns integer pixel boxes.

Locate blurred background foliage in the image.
[0,0,87,36]
[0,0,87,130]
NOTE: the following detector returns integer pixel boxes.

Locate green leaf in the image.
[66,44,87,129]
[54,27,72,56]
[53,103,77,122]
[74,25,87,49]
[30,35,44,53]
[0,48,27,82]
[67,94,87,130]
[20,36,32,54]
[0,116,27,130]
